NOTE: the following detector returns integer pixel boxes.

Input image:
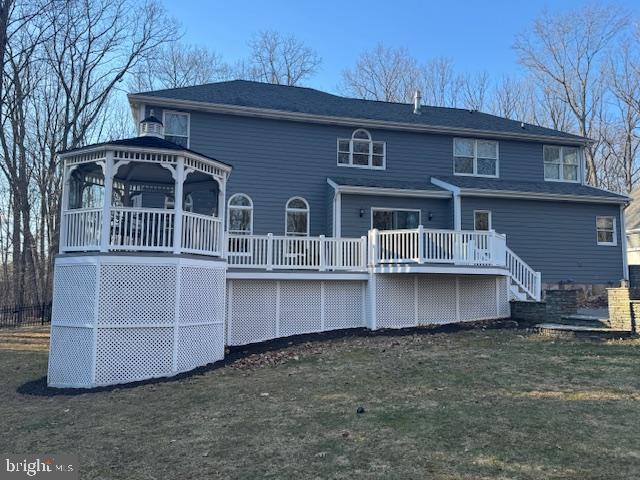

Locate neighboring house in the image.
[48,80,629,388]
[128,80,628,287]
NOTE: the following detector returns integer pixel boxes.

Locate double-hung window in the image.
[453,138,498,177]
[337,129,385,169]
[163,111,190,147]
[544,146,579,182]
[596,216,616,246]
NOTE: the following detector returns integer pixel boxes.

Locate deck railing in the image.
[61,207,222,256]
[226,234,367,271]
[369,227,507,267]
[182,212,222,255]
[505,247,541,301]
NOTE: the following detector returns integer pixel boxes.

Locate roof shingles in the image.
[132,80,585,142]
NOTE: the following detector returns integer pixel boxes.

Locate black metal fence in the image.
[0,303,52,329]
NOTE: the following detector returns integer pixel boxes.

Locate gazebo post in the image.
[218,174,227,257]
[58,163,70,254]
[173,156,184,254]
[100,151,114,252]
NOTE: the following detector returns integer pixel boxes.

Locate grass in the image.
[1,325,640,479]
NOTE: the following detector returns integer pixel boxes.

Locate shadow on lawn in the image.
[17,318,523,397]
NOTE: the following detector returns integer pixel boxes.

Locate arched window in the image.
[337,128,386,169]
[285,197,309,236]
[227,194,253,234]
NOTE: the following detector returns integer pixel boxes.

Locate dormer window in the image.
[163,111,190,147]
[544,146,579,182]
[453,138,498,177]
[337,129,385,170]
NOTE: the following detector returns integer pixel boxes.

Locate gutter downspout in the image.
[430,177,462,231]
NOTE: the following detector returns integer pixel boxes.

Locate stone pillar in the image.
[607,287,634,331]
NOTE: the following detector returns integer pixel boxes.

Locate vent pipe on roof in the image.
[413,90,422,115]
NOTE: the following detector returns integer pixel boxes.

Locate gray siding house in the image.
[128,80,628,288]
[48,79,630,388]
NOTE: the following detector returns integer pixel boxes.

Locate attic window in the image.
[337,129,385,170]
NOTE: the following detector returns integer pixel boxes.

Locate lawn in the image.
[1,325,640,479]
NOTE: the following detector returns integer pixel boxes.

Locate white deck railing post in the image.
[488,229,495,265]
[266,233,274,271]
[368,229,379,267]
[319,235,326,271]
[99,151,114,252]
[417,225,425,264]
[535,272,542,301]
[173,157,184,254]
[360,236,367,270]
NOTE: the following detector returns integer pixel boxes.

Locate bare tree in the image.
[241,30,321,86]
[129,42,231,92]
[514,4,628,185]
[460,71,490,111]
[420,57,461,107]
[341,43,420,102]
[602,39,640,193]
[0,0,177,305]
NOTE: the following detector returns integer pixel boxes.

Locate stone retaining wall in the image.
[511,289,577,323]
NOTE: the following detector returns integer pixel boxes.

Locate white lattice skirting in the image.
[367,274,510,330]
[226,279,367,346]
[48,256,510,388]
[47,255,226,388]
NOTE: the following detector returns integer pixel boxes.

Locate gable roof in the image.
[432,176,628,203]
[129,80,587,144]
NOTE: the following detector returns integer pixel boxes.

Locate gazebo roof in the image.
[59,135,233,170]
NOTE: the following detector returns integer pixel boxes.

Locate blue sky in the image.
[162,0,639,93]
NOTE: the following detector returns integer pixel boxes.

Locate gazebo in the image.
[59,115,231,257]
[48,116,232,388]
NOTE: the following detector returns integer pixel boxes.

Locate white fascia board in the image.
[327,180,451,199]
[226,270,369,281]
[458,188,628,204]
[372,265,509,276]
[129,94,589,146]
[60,144,232,173]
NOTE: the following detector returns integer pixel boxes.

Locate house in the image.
[47,80,629,388]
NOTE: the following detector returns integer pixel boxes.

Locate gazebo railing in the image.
[61,206,222,256]
[62,208,103,251]
[109,207,175,251]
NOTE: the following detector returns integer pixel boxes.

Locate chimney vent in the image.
[413,90,422,115]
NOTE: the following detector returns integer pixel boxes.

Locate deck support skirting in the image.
[48,254,511,389]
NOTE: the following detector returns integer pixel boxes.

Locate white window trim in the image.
[337,128,386,170]
[473,210,492,231]
[227,193,254,235]
[596,215,617,246]
[370,207,422,230]
[453,138,499,178]
[285,196,310,236]
[163,110,190,148]
[543,145,580,183]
